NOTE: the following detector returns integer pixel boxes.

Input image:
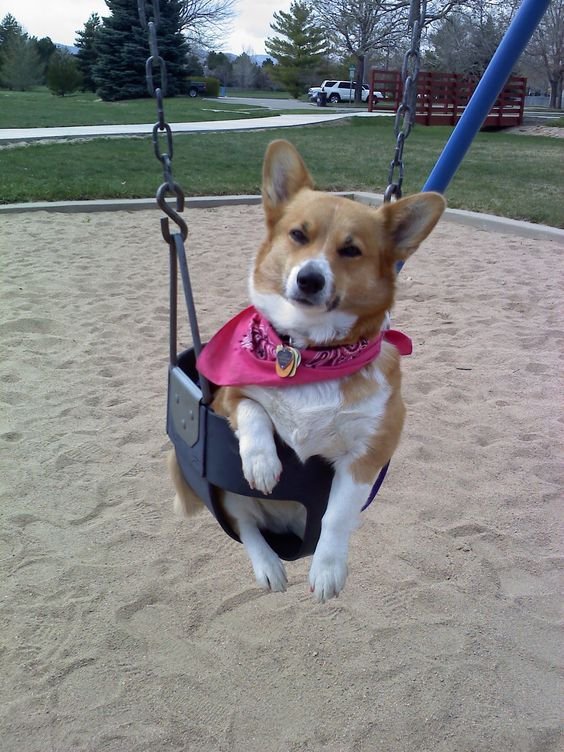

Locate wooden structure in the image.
[369,69,526,127]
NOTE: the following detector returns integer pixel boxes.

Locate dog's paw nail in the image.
[253,553,287,593]
[241,450,282,495]
[309,557,348,603]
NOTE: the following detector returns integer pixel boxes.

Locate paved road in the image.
[220,96,368,112]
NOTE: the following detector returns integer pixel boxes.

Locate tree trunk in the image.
[355,54,365,104]
[548,76,563,110]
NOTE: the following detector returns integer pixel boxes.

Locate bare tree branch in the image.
[178,0,236,47]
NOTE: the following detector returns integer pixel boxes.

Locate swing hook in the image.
[156,182,188,242]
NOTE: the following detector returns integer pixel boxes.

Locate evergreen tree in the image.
[206,50,233,86]
[0,14,23,48]
[93,0,189,101]
[0,13,25,68]
[75,13,102,92]
[232,52,258,89]
[0,33,43,90]
[34,36,57,78]
[185,51,204,76]
[265,1,328,98]
[47,49,83,96]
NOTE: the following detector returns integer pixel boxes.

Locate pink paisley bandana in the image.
[197,306,412,387]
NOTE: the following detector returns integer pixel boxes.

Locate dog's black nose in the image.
[297,265,325,295]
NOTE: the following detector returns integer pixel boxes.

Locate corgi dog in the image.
[169,139,445,602]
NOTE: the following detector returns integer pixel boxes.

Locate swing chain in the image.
[384,0,427,203]
[138,0,187,241]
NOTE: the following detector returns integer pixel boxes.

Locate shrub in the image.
[204,76,220,97]
[47,50,83,96]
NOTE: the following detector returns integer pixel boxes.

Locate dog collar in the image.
[197,306,412,387]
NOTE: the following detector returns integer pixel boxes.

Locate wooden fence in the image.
[369,69,527,127]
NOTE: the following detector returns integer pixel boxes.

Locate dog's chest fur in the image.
[243,362,391,464]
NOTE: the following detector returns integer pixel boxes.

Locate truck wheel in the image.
[329,94,340,103]
[188,87,198,98]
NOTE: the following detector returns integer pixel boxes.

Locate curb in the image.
[1,193,562,244]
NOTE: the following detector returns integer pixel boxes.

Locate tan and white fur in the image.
[169,139,445,602]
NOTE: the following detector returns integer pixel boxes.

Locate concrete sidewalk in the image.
[0,111,388,144]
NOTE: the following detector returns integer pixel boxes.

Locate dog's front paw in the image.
[251,547,288,593]
[240,447,282,495]
[308,554,348,603]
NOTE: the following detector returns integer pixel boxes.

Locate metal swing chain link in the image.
[384,0,427,203]
[137,0,187,240]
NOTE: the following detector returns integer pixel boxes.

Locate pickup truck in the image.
[187,80,206,97]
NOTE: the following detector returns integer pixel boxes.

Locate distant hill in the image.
[53,44,272,64]
[56,43,78,55]
[224,53,275,65]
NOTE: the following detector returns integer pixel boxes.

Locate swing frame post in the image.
[423,0,551,195]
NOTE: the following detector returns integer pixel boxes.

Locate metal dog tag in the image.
[275,345,301,378]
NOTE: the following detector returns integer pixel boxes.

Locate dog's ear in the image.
[262,140,314,227]
[382,193,446,261]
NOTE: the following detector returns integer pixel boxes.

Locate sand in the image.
[1,204,562,752]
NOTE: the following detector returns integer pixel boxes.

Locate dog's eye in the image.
[289,228,308,245]
[338,244,362,258]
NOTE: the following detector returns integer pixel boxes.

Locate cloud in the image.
[221,0,292,55]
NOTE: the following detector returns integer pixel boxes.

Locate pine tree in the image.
[93,0,189,101]
[206,51,233,86]
[0,33,43,90]
[34,37,57,81]
[75,13,102,92]
[0,13,26,70]
[265,1,328,98]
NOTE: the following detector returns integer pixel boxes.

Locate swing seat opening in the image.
[167,347,335,561]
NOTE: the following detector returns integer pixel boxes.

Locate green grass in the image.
[1,118,563,227]
[0,88,272,128]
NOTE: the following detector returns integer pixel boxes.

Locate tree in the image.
[0,13,23,65]
[309,0,406,103]
[525,0,564,109]
[185,51,204,76]
[96,0,190,101]
[34,37,57,77]
[256,59,277,91]
[264,1,329,98]
[206,50,233,85]
[47,49,83,95]
[0,33,43,90]
[425,10,504,76]
[232,51,258,89]
[178,0,236,47]
[75,13,102,92]
[309,0,461,103]
[94,0,189,101]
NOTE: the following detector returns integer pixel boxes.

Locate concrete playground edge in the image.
[1,193,563,244]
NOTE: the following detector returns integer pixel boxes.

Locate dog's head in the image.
[250,140,446,346]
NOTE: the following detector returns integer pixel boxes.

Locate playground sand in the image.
[1,205,562,751]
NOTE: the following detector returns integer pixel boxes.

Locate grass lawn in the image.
[0,89,273,128]
[1,118,563,227]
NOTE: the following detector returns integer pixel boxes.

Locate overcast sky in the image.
[0,0,293,55]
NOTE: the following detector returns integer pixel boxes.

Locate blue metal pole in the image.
[423,0,551,194]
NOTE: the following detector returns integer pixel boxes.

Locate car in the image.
[308,80,384,104]
[187,80,206,97]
